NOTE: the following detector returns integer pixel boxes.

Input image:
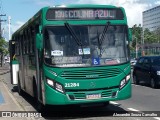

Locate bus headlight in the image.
[119,74,131,90]
[47,79,54,86]
[46,78,65,93]
[120,79,126,89]
[55,83,64,93]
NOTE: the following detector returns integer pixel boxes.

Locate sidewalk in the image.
[0,66,32,120]
[0,80,24,111]
[0,80,31,120]
[0,65,10,75]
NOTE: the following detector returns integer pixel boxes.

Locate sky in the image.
[1,0,160,40]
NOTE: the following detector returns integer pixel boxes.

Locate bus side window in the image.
[26,31,29,54]
[24,33,28,54]
[15,37,19,56]
[29,27,35,54]
[28,30,32,54]
[21,35,25,55]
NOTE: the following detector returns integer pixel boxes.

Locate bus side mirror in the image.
[128,28,132,41]
[36,33,43,50]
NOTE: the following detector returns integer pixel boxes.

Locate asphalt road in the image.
[1,72,160,120]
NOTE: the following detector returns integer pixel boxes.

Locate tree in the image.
[154,27,160,43]
[143,28,157,44]
[0,38,8,67]
[131,24,143,49]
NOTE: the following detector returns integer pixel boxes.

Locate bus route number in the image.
[65,83,79,87]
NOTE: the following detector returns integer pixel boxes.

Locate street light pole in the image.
[135,37,138,58]
[8,16,11,40]
[133,36,138,58]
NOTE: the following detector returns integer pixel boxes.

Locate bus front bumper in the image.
[44,80,131,105]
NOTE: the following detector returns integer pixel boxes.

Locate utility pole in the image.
[0,14,6,38]
[0,14,6,67]
[8,16,11,40]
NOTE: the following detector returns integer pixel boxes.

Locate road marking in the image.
[127,108,140,112]
[110,101,119,105]
[128,108,160,120]
[111,100,160,120]
[154,117,160,120]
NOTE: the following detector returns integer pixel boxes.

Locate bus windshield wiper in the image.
[99,21,110,45]
[97,30,102,57]
[64,22,83,46]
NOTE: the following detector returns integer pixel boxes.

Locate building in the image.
[143,5,160,31]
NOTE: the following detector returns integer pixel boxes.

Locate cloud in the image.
[29,0,155,27]
[21,0,52,6]
[155,0,160,5]
[35,1,51,6]
[11,21,25,33]
[72,0,157,27]
[2,21,25,40]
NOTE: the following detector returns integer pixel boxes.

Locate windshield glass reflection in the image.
[44,25,129,67]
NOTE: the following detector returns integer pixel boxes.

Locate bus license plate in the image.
[86,94,101,100]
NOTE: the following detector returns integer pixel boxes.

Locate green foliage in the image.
[143,28,157,43]
[131,24,142,49]
[0,38,8,55]
[131,24,160,51]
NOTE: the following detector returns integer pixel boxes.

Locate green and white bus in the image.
[10,4,132,109]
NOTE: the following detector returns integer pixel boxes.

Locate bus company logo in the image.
[85,75,99,78]
[90,82,96,88]
[2,112,11,117]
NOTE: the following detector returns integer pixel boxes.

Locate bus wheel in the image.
[17,76,23,95]
[103,101,110,107]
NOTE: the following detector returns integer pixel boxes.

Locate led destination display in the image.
[46,8,124,20]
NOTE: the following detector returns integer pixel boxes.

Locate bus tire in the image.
[102,101,110,107]
[33,80,45,112]
[17,74,23,95]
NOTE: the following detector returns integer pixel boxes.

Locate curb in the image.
[0,71,10,75]
[1,79,24,111]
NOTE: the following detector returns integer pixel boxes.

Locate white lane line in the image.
[128,108,160,120]
[111,101,160,120]
[154,117,160,120]
[110,101,119,105]
[127,108,140,112]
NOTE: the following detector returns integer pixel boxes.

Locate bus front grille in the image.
[68,90,115,100]
[61,68,121,80]
[74,93,86,100]
[101,90,112,97]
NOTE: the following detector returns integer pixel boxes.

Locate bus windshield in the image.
[44,25,129,67]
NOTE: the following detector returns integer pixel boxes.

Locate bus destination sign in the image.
[46,8,124,20]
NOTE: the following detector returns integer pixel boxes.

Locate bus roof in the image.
[52,4,119,8]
